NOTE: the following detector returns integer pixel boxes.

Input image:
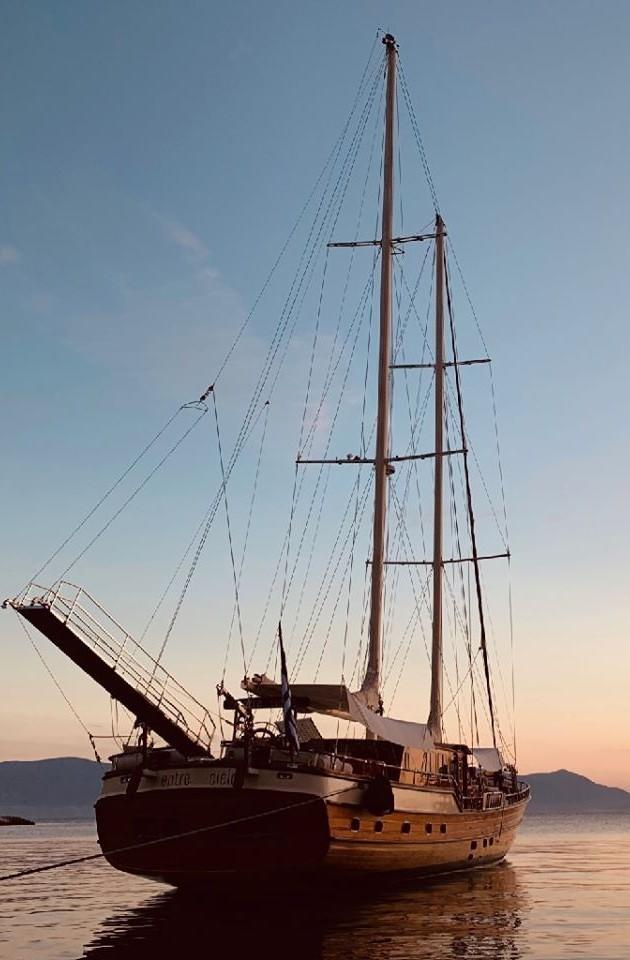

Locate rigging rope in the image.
[273,267,379,656]
[150,51,386,666]
[15,613,103,764]
[0,785,356,884]
[205,36,384,393]
[59,406,208,580]
[212,391,248,676]
[396,58,440,213]
[444,254,498,749]
[387,485,464,735]
[224,56,385,514]
[246,52,388,679]
[294,477,373,677]
[222,400,269,682]
[154,399,269,668]
[340,469,362,684]
[27,405,187,587]
[274,59,385,625]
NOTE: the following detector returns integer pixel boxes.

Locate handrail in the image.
[251,743,528,803]
[12,580,215,753]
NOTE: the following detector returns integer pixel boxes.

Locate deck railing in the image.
[13,581,215,754]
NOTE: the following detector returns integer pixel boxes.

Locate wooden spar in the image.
[428,214,446,740]
[362,34,396,708]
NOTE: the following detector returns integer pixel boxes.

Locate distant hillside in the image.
[525,769,630,813]
[0,757,106,820]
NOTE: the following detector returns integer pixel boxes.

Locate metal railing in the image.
[247,742,456,789]
[13,581,215,754]
[251,742,531,807]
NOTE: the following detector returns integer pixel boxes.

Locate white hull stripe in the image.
[100,767,461,814]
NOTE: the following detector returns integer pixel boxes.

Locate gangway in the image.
[6,581,214,758]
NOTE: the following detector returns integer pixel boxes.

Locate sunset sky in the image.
[2,2,629,789]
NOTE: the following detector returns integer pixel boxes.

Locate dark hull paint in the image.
[96,788,330,883]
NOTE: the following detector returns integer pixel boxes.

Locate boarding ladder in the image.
[7,581,215,757]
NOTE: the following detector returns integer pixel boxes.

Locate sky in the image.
[1,1,629,789]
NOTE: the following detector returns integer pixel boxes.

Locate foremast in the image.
[361,33,396,710]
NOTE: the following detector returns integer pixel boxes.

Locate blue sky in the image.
[1,2,629,786]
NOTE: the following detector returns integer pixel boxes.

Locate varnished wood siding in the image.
[323,798,527,874]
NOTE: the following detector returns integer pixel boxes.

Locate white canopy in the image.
[242,675,434,750]
[347,693,434,750]
[242,676,352,719]
[471,747,503,772]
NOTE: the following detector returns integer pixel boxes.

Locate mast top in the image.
[382,33,397,49]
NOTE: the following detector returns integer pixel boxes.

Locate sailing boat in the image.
[5,34,529,883]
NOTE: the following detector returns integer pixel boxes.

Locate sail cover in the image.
[242,676,434,750]
[471,747,503,771]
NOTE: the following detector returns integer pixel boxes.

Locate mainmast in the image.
[362,34,396,708]
[427,214,446,740]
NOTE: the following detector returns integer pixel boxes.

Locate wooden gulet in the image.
[6,33,529,885]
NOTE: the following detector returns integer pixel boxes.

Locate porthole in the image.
[374,820,384,833]
[401,821,411,835]
[468,853,474,861]
[425,823,433,834]
[439,823,447,834]
[483,838,488,848]
[470,840,477,850]
[350,818,361,832]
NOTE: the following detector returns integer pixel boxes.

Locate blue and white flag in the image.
[278,621,300,755]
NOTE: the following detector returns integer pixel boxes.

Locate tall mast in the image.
[362,34,396,707]
[427,214,446,740]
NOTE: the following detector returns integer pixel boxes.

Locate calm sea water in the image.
[0,814,628,959]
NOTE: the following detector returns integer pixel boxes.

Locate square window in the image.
[350,818,361,832]
[425,823,433,834]
[374,820,384,833]
[439,823,447,834]
[401,821,411,834]
[470,840,477,850]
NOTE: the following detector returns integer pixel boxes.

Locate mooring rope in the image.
[0,784,355,883]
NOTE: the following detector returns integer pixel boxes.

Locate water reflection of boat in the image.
[83,861,527,960]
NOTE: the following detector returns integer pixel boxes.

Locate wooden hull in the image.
[326,801,525,875]
[95,766,527,885]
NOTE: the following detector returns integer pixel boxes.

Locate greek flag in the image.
[278,621,300,755]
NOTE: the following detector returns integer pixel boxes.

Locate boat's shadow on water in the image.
[82,861,528,959]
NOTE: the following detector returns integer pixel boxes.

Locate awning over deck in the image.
[471,747,504,771]
[242,675,352,719]
[241,675,434,750]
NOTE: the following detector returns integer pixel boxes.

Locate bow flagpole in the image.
[278,622,300,755]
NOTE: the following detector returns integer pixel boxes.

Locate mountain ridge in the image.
[0,757,106,820]
[523,768,630,813]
